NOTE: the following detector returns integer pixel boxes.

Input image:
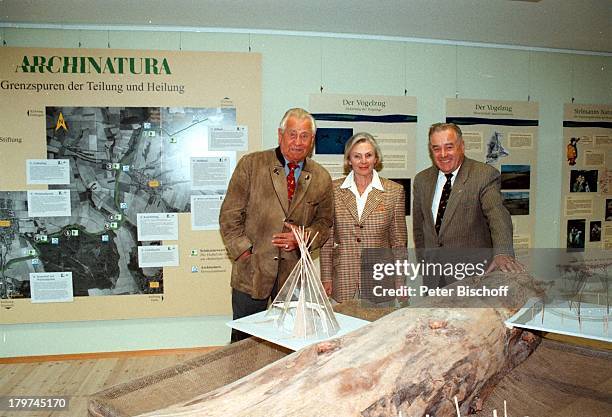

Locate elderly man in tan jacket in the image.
[219,108,333,342]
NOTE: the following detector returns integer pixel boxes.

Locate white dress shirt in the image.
[431,165,461,221]
[341,170,385,220]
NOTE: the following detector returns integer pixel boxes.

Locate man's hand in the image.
[322,281,332,296]
[486,254,526,274]
[272,222,299,252]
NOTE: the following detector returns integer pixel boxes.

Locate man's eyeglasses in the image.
[287,130,313,141]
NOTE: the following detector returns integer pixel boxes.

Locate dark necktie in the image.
[435,173,453,234]
[287,163,298,202]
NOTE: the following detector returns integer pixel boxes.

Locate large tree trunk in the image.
[140,272,542,417]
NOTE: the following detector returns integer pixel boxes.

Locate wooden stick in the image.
[454,396,462,417]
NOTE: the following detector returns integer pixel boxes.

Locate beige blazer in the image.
[219,148,333,299]
[412,157,513,256]
[320,176,407,303]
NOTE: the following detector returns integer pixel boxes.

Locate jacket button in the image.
[274,256,279,260]
[356,238,361,243]
[359,225,364,229]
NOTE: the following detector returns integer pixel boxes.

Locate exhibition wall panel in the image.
[0,46,262,324]
[179,32,250,53]
[250,35,322,151]
[319,38,405,96]
[571,55,612,104]
[402,43,457,172]
[456,47,531,101]
[108,30,182,50]
[3,27,82,48]
[527,52,573,252]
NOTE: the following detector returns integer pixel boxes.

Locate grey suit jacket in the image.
[219,148,333,299]
[412,157,513,256]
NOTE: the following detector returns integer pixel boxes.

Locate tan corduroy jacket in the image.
[219,148,333,299]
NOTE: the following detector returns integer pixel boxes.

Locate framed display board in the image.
[0,47,261,323]
[447,98,539,250]
[560,104,612,250]
[309,93,416,231]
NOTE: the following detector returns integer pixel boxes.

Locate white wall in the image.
[1,27,610,356]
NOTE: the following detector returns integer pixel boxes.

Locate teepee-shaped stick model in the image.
[265,226,340,339]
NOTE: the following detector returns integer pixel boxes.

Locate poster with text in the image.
[446,98,539,249]
[309,94,416,237]
[561,104,612,250]
[0,47,261,323]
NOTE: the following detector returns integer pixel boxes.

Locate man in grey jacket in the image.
[412,123,523,288]
[219,108,333,342]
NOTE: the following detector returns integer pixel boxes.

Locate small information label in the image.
[26,159,70,185]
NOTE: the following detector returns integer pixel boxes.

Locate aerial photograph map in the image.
[0,106,236,299]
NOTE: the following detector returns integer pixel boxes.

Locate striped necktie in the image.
[435,173,453,234]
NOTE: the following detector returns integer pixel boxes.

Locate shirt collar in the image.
[437,164,461,182]
[341,170,384,191]
[275,146,305,169]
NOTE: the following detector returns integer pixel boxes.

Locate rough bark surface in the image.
[139,272,542,417]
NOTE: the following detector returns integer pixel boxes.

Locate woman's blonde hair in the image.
[343,132,383,174]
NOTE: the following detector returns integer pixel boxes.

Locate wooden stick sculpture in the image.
[265,226,340,339]
[139,270,542,417]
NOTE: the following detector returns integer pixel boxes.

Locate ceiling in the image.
[1,0,611,53]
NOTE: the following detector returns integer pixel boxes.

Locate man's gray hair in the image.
[428,122,463,143]
[279,108,317,136]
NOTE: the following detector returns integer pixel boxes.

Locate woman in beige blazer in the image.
[320,133,407,303]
